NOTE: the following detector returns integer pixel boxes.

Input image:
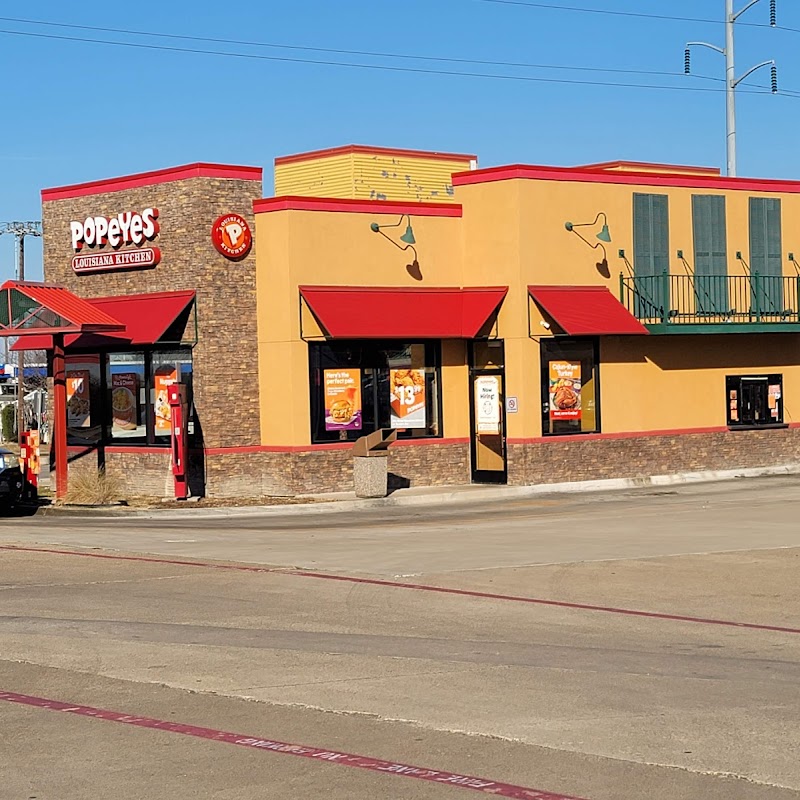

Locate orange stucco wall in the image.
[256,168,800,447]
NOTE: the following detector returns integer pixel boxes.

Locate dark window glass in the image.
[108,352,147,442]
[726,374,783,427]
[152,349,194,442]
[540,339,600,436]
[309,340,442,444]
[65,355,102,446]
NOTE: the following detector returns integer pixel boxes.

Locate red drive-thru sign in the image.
[70,209,161,275]
[212,213,252,260]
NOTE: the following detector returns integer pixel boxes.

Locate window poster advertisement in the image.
[475,375,501,434]
[549,361,582,420]
[154,365,177,435]
[111,373,139,431]
[324,369,362,431]
[390,369,426,429]
[66,370,91,428]
[769,383,781,418]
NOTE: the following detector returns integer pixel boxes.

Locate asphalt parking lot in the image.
[1,477,799,799]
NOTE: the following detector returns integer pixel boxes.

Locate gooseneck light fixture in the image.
[564,212,612,247]
[564,212,612,278]
[369,215,422,280]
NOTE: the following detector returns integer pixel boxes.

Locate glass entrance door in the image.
[469,341,507,484]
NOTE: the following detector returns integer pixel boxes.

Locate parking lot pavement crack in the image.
[0,572,212,591]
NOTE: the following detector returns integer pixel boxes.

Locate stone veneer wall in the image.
[43,174,262,496]
[507,426,800,485]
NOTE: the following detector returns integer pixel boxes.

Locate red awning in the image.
[0,280,125,337]
[528,285,648,335]
[12,290,196,351]
[299,286,508,338]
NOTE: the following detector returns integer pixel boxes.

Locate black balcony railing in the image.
[620,272,800,328]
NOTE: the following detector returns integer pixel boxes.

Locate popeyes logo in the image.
[70,209,160,251]
[211,213,252,260]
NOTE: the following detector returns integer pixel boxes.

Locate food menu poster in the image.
[111,373,139,431]
[324,369,362,431]
[549,361,582,420]
[66,370,91,428]
[390,369,426,429]
[155,366,177,435]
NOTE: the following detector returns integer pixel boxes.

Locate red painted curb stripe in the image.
[0,691,584,800]
[2,545,798,635]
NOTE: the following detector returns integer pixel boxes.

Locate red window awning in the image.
[0,280,125,337]
[528,285,648,335]
[12,290,196,351]
[299,286,508,339]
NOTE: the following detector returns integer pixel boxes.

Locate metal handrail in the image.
[621,272,800,325]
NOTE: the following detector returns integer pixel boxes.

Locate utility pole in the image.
[685,0,778,177]
[0,221,43,445]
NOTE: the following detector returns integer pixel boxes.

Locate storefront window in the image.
[152,350,194,441]
[66,355,102,446]
[726,374,784,427]
[108,352,147,442]
[540,339,600,436]
[62,349,194,447]
[309,341,442,443]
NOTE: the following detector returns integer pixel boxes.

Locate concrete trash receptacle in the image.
[352,429,397,498]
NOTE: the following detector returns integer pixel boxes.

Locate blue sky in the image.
[2,0,799,279]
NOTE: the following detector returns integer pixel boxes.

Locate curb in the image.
[35,462,800,520]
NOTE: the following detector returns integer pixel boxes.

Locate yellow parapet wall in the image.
[275,144,476,203]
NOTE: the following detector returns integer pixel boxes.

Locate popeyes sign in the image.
[70,209,161,274]
[211,213,252,260]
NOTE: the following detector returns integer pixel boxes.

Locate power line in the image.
[0,26,794,97]
[0,14,721,80]
[473,0,800,33]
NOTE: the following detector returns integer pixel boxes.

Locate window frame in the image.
[726,373,785,430]
[540,337,601,437]
[308,339,444,445]
[64,347,195,448]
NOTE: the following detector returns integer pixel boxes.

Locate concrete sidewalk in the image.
[35,460,800,520]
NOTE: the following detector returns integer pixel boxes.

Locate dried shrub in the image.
[64,469,123,506]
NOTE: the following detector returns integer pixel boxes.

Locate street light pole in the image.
[685,0,777,177]
[0,221,43,446]
[16,234,25,445]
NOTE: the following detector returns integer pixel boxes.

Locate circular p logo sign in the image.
[212,213,253,260]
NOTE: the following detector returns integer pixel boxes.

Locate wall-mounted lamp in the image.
[369,215,421,280]
[564,212,611,278]
[539,320,551,330]
[564,212,612,245]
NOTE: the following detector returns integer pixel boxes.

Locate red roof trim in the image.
[577,160,721,176]
[275,144,477,166]
[452,163,800,193]
[254,196,462,217]
[42,163,263,201]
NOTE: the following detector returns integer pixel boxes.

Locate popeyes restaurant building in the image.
[17,145,800,498]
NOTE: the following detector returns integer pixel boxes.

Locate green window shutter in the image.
[633,193,653,277]
[750,197,783,313]
[766,198,782,278]
[651,194,670,276]
[692,195,712,276]
[693,195,728,314]
[632,193,669,317]
[749,197,767,275]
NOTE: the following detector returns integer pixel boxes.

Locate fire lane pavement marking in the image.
[0,691,585,800]
[2,544,799,635]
